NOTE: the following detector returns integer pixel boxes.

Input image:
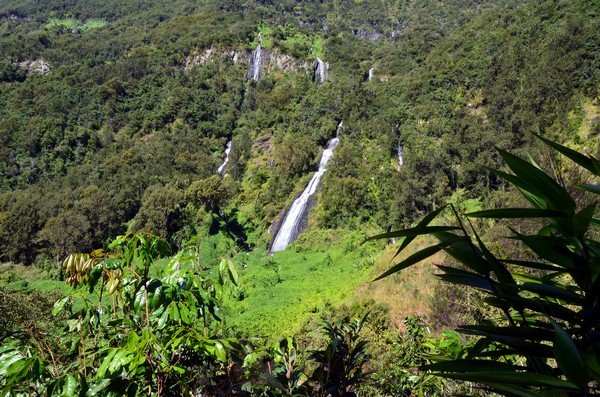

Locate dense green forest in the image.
[1,0,599,395]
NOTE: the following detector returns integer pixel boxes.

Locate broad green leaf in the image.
[85,379,111,396]
[364,226,459,243]
[214,341,227,362]
[486,168,550,210]
[29,357,45,381]
[436,266,494,291]
[470,226,515,287]
[149,286,164,310]
[579,183,600,194]
[496,147,576,212]
[5,360,28,384]
[108,350,128,374]
[103,258,121,270]
[501,341,553,359]
[551,319,588,388]
[437,233,491,274]
[501,259,565,272]
[227,260,239,286]
[157,308,169,329]
[169,303,181,323]
[373,236,467,281]
[535,133,600,175]
[520,282,583,304]
[426,360,514,372]
[178,303,190,325]
[209,304,222,322]
[584,346,600,383]
[0,349,23,376]
[133,287,146,313]
[485,382,547,397]
[467,208,569,218]
[512,232,579,270]
[501,294,579,324]
[395,205,449,257]
[438,371,579,389]
[62,374,78,397]
[52,297,70,316]
[572,203,596,240]
[459,325,554,342]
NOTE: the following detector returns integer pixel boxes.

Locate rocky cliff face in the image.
[18,59,51,75]
[185,46,310,77]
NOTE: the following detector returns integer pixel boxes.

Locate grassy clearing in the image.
[254,21,275,48]
[45,18,108,32]
[279,33,325,59]
[225,230,379,339]
[351,237,443,329]
[0,262,72,294]
[0,262,49,282]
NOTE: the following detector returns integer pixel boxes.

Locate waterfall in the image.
[395,123,403,170]
[217,140,232,175]
[368,67,374,81]
[397,142,404,169]
[314,57,327,84]
[271,122,342,252]
[248,45,261,81]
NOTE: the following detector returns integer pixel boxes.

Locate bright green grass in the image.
[280,33,325,59]
[83,19,108,30]
[253,21,275,48]
[1,227,381,342]
[224,230,377,340]
[46,18,108,32]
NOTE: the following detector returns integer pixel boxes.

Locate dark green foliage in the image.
[130,185,184,239]
[0,191,43,264]
[38,210,92,263]
[368,138,600,395]
[0,287,62,345]
[308,313,369,397]
[1,0,598,263]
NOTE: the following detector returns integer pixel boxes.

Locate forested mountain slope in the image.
[0,0,598,264]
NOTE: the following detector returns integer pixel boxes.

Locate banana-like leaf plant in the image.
[368,136,600,396]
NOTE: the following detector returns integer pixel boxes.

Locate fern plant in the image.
[368,136,600,396]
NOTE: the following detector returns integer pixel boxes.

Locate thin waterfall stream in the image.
[271,122,342,252]
[217,140,232,175]
[314,57,327,84]
[397,142,404,169]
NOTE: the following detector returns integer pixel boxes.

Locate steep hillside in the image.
[0,0,598,266]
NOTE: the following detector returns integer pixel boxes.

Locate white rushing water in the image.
[314,57,327,84]
[271,122,342,252]
[368,67,374,81]
[217,140,232,175]
[249,45,261,81]
[397,142,404,169]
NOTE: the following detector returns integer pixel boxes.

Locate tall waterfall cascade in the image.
[217,140,232,175]
[271,122,342,252]
[248,45,262,81]
[368,67,374,81]
[314,57,327,84]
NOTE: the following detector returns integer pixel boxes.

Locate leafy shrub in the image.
[1,233,241,396]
